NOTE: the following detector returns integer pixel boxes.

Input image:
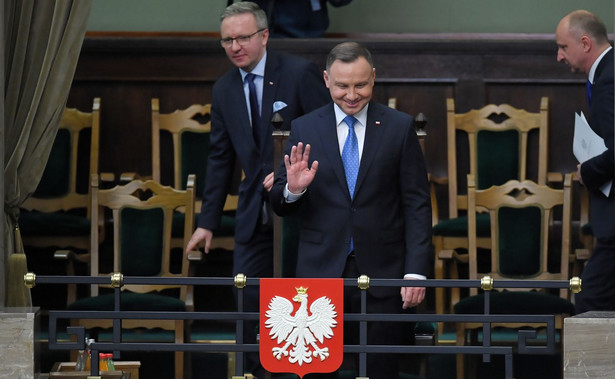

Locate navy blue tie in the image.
[245,73,261,149]
[586,79,593,105]
[341,115,359,253]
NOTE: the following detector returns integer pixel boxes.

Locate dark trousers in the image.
[233,223,274,377]
[575,235,615,313]
[305,254,415,379]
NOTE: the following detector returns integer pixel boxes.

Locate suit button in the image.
[351,208,356,213]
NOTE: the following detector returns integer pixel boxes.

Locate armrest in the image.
[547,171,563,184]
[572,248,591,277]
[437,249,469,264]
[54,249,91,264]
[187,250,204,262]
[434,248,467,328]
[428,173,448,226]
[574,248,591,261]
[54,250,91,304]
[185,250,204,312]
[429,173,448,186]
[99,172,116,184]
[119,172,141,183]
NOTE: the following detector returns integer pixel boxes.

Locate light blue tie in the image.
[341,115,359,253]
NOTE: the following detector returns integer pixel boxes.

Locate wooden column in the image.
[271,113,288,278]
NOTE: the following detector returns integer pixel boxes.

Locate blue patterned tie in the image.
[341,116,359,253]
[586,79,593,105]
[342,116,359,199]
[245,73,261,149]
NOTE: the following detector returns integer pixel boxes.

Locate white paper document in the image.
[573,112,612,197]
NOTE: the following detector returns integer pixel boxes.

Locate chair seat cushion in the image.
[414,321,437,335]
[19,210,89,236]
[67,292,186,311]
[432,213,491,237]
[453,290,575,315]
[172,212,235,237]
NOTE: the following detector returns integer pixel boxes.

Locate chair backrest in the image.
[21,97,101,215]
[89,173,196,297]
[152,98,239,215]
[152,98,211,192]
[467,173,573,298]
[446,97,548,219]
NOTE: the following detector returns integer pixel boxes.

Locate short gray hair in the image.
[220,1,268,30]
[326,42,374,72]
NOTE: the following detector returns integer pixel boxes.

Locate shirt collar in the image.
[588,46,612,84]
[334,103,369,128]
[240,51,267,81]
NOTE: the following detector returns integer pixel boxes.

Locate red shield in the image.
[260,278,344,377]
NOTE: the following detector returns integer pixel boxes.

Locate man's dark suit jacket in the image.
[270,101,432,294]
[584,48,615,239]
[197,50,329,248]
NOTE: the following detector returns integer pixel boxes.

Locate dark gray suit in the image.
[198,49,328,271]
[576,48,615,313]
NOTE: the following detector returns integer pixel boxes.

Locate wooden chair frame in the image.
[21,97,101,250]
[152,98,237,250]
[69,174,199,379]
[434,97,550,337]
[453,173,574,378]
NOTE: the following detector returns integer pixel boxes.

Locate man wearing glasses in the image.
[186,2,329,377]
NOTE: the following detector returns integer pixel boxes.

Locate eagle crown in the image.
[293,287,308,302]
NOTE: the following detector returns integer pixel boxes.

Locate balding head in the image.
[566,10,609,46]
[556,9,611,74]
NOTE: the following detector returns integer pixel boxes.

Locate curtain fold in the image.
[3,0,92,306]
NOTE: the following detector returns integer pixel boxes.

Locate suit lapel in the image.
[355,103,386,195]
[316,105,351,198]
[594,48,613,83]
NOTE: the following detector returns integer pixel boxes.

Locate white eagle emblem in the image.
[264,286,338,366]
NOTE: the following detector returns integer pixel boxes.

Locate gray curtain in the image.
[3,0,92,306]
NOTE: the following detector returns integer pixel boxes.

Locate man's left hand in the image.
[400,278,425,309]
[263,172,274,192]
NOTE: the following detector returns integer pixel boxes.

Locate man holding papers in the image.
[556,10,615,313]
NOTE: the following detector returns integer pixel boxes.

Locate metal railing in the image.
[25,272,580,379]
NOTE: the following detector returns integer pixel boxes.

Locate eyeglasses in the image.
[220,28,266,48]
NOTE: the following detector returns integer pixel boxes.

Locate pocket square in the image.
[273,101,288,113]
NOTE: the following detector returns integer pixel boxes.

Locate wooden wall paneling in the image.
[65,34,587,222]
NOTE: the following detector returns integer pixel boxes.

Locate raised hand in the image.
[285,142,318,194]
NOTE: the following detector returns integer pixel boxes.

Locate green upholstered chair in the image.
[20,97,101,251]
[65,174,200,379]
[452,174,576,379]
[151,98,236,251]
[433,97,550,336]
